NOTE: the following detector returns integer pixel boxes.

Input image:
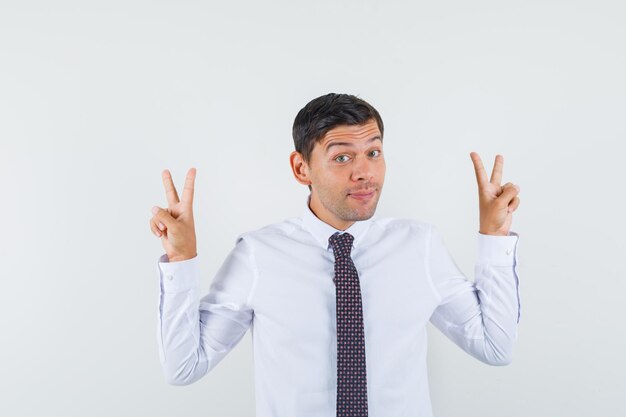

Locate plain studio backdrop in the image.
[1,1,625,416]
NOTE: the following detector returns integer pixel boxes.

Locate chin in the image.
[352,205,378,220]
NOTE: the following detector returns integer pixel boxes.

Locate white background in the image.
[1,1,625,416]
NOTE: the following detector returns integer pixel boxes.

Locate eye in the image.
[370,150,381,157]
[335,155,350,163]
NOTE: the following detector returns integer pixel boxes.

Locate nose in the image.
[350,154,374,182]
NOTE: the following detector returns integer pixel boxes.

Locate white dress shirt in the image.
[156,194,520,417]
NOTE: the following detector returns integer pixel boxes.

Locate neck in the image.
[308,194,355,231]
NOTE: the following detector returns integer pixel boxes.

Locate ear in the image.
[289,151,312,187]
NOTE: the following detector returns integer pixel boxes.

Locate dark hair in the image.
[292,93,384,190]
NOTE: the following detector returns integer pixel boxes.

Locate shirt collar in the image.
[300,193,375,251]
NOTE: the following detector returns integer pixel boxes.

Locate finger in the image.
[161,169,180,207]
[498,182,511,196]
[151,206,176,229]
[154,218,166,231]
[149,218,162,237]
[469,152,488,186]
[181,167,196,207]
[490,154,504,185]
[507,196,521,213]
[498,183,520,204]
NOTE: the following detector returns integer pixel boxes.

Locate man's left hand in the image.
[469,152,521,236]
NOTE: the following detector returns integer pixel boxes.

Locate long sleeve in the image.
[427,224,520,366]
[156,234,258,385]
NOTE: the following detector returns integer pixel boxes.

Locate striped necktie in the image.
[329,231,369,417]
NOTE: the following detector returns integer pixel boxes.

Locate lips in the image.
[348,189,375,200]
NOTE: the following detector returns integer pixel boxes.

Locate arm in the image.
[427,224,521,365]
[156,234,257,385]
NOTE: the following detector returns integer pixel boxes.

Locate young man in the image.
[149,93,521,417]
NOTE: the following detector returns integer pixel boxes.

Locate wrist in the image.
[168,253,197,262]
[479,229,509,236]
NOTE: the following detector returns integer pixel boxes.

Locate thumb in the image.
[499,183,520,204]
[152,206,176,228]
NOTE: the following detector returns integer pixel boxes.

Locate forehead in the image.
[320,119,381,147]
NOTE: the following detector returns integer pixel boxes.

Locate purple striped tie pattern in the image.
[329,231,369,417]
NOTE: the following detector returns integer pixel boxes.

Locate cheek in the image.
[367,160,382,176]
[319,168,345,192]
[319,163,340,180]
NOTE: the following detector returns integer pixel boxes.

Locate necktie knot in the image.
[329,232,354,259]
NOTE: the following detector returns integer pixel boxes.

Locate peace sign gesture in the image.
[469,152,521,236]
[149,168,198,262]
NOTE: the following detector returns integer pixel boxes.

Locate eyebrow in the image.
[324,136,382,152]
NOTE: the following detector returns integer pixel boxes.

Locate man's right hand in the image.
[149,168,198,262]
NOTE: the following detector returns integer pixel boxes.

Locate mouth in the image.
[348,189,376,200]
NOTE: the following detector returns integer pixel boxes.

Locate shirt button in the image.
[166,274,174,281]
[506,248,512,255]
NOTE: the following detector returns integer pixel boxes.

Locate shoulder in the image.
[372,216,432,232]
[370,216,434,239]
[233,216,301,244]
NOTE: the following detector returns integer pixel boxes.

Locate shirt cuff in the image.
[476,231,519,266]
[157,253,200,293]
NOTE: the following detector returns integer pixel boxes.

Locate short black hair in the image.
[292,93,384,180]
